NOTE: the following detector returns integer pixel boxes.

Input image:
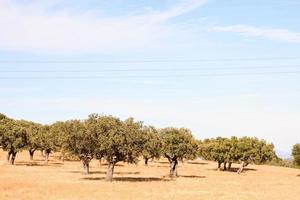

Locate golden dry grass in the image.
[0,150,300,200]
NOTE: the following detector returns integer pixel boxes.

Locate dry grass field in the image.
[0,150,300,200]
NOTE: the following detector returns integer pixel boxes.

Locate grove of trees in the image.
[0,113,281,181]
[198,137,277,173]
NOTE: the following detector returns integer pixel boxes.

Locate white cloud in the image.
[0,0,207,54]
[148,0,208,21]
[212,25,300,43]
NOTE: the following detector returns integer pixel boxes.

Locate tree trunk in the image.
[106,162,116,182]
[169,157,178,178]
[7,151,12,163]
[144,157,149,166]
[9,152,17,165]
[228,162,232,170]
[223,162,227,171]
[217,161,222,170]
[82,160,90,175]
[45,150,51,165]
[237,161,248,174]
[165,154,172,163]
[29,149,35,160]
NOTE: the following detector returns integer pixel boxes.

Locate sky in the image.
[0,0,300,158]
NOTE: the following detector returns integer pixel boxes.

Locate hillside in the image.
[0,150,300,200]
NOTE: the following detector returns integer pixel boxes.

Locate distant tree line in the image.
[0,113,286,181]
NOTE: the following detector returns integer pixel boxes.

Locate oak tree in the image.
[0,116,28,164]
[160,127,198,178]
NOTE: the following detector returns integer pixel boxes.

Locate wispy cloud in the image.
[212,25,300,44]
[148,0,208,21]
[0,0,207,54]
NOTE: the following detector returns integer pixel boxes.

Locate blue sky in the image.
[1,0,300,158]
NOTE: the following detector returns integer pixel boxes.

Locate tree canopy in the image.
[62,119,98,174]
[0,117,28,164]
[199,137,277,173]
[141,126,162,165]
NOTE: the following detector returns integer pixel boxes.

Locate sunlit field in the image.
[1,150,300,200]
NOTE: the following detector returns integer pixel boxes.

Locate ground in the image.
[0,150,300,200]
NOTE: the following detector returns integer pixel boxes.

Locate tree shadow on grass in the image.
[187,161,209,165]
[227,167,257,172]
[32,159,47,162]
[70,170,140,175]
[206,167,257,173]
[156,165,169,168]
[15,161,63,167]
[157,161,170,164]
[179,175,206,178]
[101,163,124,167]
[82,176,172,182]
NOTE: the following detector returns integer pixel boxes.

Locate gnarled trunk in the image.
[106,161,116,182]
[170,159,178,178]
[9,152,17,165]
[165,154,172,163]
[7,151,12,163]
[165,154,178,178]
[237,161,248,174]
[29,149,35,160]
[217,161,222,171]
[44,150,51,165]
[228,162,232,170]
[144,157,149,166]
[82,159,90,175]
[223,162,227,171]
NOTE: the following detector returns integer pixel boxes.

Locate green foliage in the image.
[237,137,276,164]
[141,126,162,163]
[199,137,238,170]
[0,117,28,153]
[18,120,42,153]
[0,112,282,176]
[95,115,145,164]
[199,136,277,171]
[70,114,146,166]
[161,127,198,161]
[62,119,97,161]
[35,123,63,154]
[0,113,7,120]
[292,143,300,166]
